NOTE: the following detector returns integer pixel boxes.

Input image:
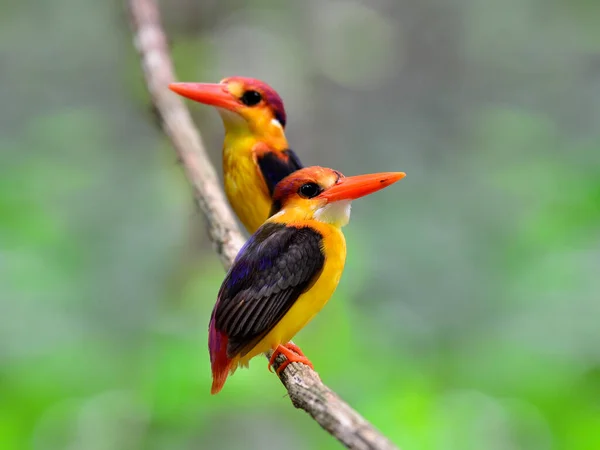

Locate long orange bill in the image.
[319,172,406,202]
[168,82,239,110]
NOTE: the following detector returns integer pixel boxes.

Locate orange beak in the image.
[319,172,406,202]
[168,82,240,111]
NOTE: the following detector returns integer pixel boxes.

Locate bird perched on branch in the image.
[208,166,405,394]
[169,77,303,233]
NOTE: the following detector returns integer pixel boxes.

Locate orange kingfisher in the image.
[169,77,303,233]
[207,166,405,394]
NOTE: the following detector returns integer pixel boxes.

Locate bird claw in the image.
[268,342,314,375]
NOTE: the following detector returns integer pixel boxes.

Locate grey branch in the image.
[128,0,399,448]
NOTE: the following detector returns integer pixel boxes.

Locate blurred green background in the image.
[2,0,600,448]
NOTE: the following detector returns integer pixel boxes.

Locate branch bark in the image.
[128,1,399,448]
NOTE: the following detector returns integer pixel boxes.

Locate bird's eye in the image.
[240,90,262,106]
[298,182,322,199]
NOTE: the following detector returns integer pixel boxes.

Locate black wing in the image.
[256,148,304,196]
[213,223,324,358]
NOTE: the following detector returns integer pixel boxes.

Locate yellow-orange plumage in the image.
[222,140,286,233]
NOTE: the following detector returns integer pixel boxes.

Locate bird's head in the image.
[169,76,287,139]
[271,167,406,227]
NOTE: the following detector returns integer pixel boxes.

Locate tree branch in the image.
[127,1,399,448]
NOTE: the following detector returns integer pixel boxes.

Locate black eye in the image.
[240,90,262,106]
[298,182,322,198]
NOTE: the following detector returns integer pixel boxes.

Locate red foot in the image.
[268,342,314,375]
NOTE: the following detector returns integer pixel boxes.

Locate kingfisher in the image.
[208,166,406,394]
[169,77,303,233]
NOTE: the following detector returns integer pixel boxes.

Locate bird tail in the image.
[208,317,233,395]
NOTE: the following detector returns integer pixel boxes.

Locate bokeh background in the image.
[2,0,600,448]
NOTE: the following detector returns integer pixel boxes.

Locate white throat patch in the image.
[217,108,246,127]
[314,201,352,227]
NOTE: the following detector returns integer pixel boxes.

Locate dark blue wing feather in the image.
[213,222,324,358]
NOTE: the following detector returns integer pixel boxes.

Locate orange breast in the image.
[222,140,272,234]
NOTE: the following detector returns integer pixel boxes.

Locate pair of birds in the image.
[170,77,405,394]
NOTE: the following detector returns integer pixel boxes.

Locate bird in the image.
[169,77,303,233]
[208,166,406,394]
